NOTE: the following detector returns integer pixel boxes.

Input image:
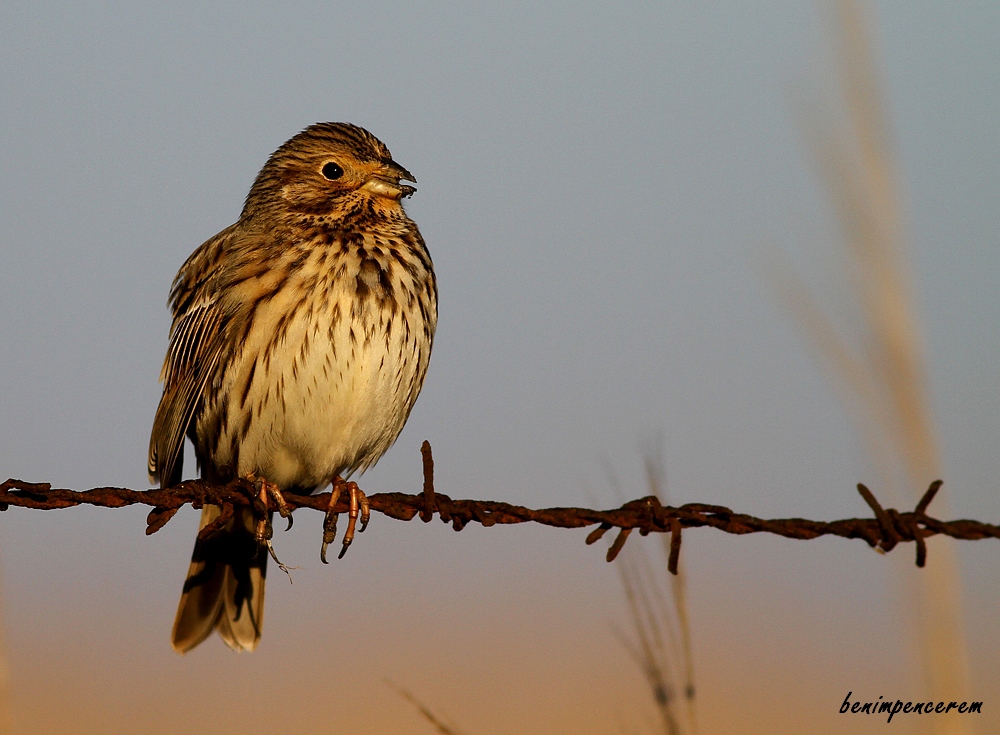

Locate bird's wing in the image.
[148,226,237,486]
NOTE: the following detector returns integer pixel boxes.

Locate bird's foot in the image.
[262,474,295,530]
[341,481,370,557]
[321,477,370,563]
[245,472,293,531]
[320,478,343,564]
[246,472,294,579]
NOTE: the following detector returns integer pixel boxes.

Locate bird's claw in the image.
[320,479,343,564]
[338,481,369,558]
[246,472,293,545]
[321,478,369,562]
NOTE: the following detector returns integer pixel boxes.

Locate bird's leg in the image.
[267,481,294,531]
[247,474,270,546]
[338,481,370,559]
[245,472,292,575]
[321,477,345,564]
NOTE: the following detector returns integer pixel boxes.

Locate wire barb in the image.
[420,439,436,522]
[586,523,612,545]
[915,479,943,515]
[668,517,683,575]
[607,528,633,562]
[856,483,900,552]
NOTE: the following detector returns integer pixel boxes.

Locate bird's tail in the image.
[171,504,268,653]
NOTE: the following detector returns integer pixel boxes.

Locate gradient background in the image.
[1,1,998,733]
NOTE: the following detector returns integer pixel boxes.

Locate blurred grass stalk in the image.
[774,1,970,731]
[385,680,468,735]
[615,453,697,735]
[0,568,9,735]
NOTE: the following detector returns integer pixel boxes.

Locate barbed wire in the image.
[2,441,997,572]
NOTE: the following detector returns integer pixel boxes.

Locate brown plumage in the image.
[148,123,437,653]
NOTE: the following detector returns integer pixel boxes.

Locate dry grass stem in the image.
[385,680,469,735]
[772,2,972,729]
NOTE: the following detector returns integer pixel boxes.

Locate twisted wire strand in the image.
[2,443,995,571]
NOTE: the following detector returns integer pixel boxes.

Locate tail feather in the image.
[171,505,268,653]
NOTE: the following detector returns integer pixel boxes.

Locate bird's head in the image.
[244,122,416,222]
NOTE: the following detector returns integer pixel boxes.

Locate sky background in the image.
[1,1,998,733]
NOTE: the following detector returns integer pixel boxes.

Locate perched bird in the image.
[148,123,437,653]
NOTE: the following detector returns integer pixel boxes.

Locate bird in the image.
[148,122,437,654]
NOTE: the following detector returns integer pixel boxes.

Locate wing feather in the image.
[148,226,237,486]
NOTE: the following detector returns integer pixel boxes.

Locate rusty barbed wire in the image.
[1,441,997,571]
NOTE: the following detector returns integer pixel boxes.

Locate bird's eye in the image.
[321,162,344,180]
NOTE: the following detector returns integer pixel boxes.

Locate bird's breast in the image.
[203,229,436,489]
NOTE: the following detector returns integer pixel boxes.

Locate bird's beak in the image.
[362,159,417,200]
